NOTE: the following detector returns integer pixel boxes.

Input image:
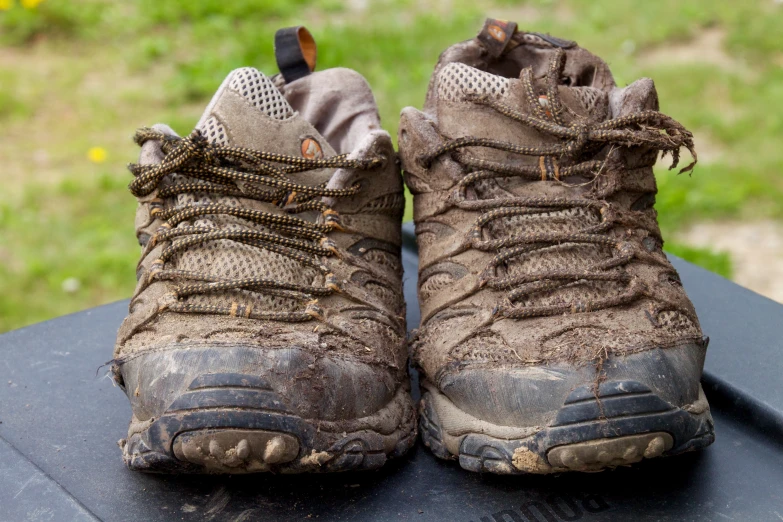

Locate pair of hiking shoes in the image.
[112,20,715,475]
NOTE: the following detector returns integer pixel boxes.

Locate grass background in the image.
[1,0,781,332]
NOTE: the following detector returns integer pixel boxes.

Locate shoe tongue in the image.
[433,62,611,173]
[434,62,609,129]
[172,67,335,315]
[433,63,618,308]
[195,67,336,185]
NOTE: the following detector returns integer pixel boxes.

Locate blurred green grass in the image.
[1,0,782,332]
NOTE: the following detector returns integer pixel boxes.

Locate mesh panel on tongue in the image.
[570,87,602,113]
[227,67,294,120]
[563,86,610,121]
[200,116,229,146]
[437,63,510,102]
[437,63,608,120]
[168,68,318,313]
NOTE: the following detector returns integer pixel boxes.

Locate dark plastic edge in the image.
[702,370,783,448]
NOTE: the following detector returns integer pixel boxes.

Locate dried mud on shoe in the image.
[400,18,713,474]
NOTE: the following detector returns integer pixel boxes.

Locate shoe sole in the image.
[120,372,416,474]
[420,379,714,474]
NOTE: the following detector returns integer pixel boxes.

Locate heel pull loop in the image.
[275,26,317,83]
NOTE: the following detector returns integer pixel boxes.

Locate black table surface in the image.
[2,223,783,521]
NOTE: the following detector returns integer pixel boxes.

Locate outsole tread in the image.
[419,379,715,475]
[121,373,417,474]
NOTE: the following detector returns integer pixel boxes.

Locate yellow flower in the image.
[0,0,14,11]
[20,0,43,9]
[87,147,107,163]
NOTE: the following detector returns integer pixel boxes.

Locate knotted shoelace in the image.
[418,49,697,320]
[129,127,383,322]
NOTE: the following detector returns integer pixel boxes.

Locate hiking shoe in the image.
[112,27,415,473]
[399,19,714,474]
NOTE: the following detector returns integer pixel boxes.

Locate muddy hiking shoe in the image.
[399,19,714,474]
[112,27,415,474]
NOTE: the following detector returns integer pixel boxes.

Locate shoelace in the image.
[418,49,697,320]
[128,127,383,322]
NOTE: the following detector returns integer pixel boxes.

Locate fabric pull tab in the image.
[274,26,317,83]
[477,18,518,58]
